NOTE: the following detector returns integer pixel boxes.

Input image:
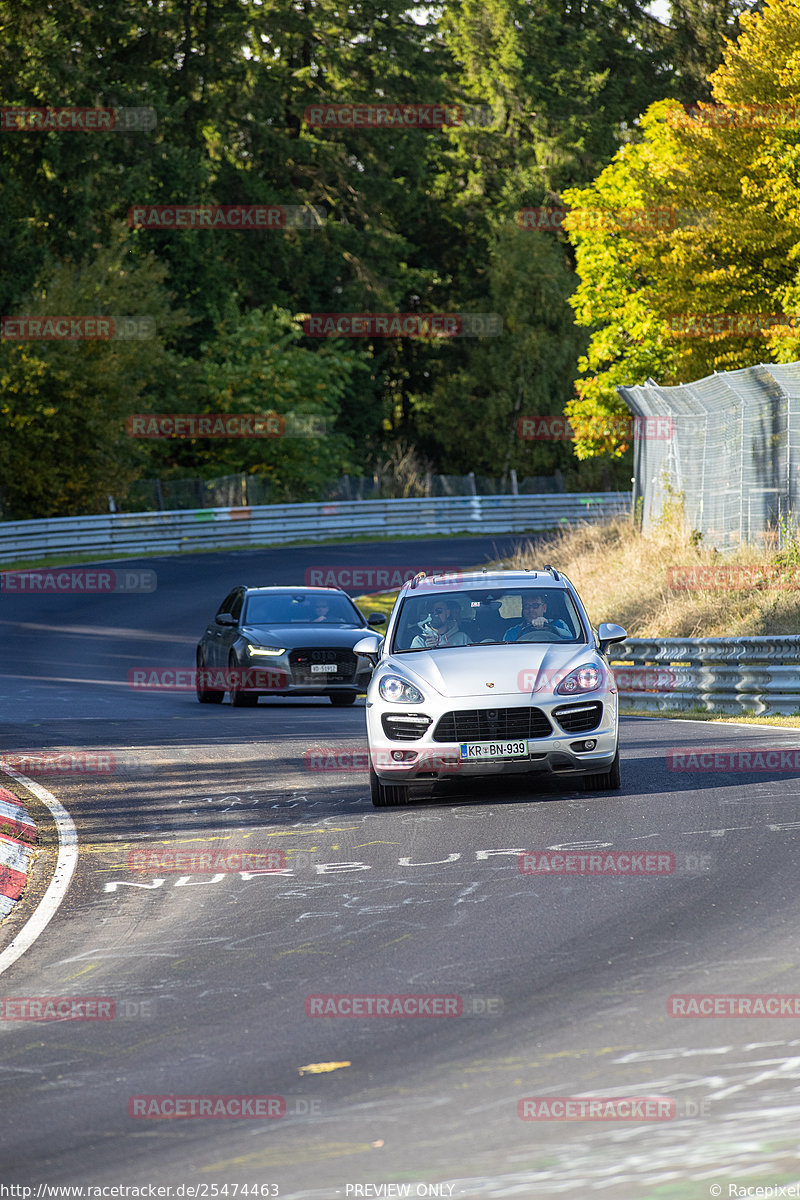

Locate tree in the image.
[563,0,800,458]
[160,306,364,502]
[414,225,587,476]
[0,234,189,518]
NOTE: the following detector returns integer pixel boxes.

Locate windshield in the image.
[242,593,363,626]
[391,588,586,651]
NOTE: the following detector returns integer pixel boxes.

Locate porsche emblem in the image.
[485,682,495,688]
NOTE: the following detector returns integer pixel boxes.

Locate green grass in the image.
[620,706,800,727]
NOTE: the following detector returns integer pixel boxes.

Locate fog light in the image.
[392,750,416,761]
[585,739,596,750]
[570,738,597,752]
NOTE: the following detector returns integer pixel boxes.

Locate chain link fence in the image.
[618,362,800,550]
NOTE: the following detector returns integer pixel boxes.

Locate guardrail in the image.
[0,492,632,565]
[611,635,800,717]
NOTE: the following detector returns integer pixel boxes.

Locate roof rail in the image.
[409,571,427,589]
[543,564,560,581]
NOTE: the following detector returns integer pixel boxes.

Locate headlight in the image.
[246,644,285,656]
[555,664,603,695]
[379,675,424,704]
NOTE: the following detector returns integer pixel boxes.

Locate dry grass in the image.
[501,514,800,637]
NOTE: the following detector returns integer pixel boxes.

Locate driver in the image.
[503,593,571,641]
[411,597,471,648]
[311,597,330,623]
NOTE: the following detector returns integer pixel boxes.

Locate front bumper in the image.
[366,694,618,781]
[239,652,372,696]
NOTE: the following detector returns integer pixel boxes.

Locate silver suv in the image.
[354,567,627,807]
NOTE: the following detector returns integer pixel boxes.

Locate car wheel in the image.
[582,748,621,791]
[196,651,224,704]
[229,655,258,707]
[369,764,410,807]
[330,693,357,706]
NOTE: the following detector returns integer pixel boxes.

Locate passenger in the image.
[503,593,571,641]
[411,598,471,648]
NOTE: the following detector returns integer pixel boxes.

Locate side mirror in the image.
[216,612,237,627]
[367,612,387,627]
[354,633,383,666]
[598,622,627,655]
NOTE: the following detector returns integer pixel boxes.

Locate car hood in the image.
[386,642,599,698]
[240,624,369,648]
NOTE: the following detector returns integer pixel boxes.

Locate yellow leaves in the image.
[298,1061,351,1075]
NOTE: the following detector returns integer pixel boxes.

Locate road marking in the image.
[0,766,78,976]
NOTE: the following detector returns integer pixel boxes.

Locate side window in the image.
[229,590,244,621]
[216,590,239,619]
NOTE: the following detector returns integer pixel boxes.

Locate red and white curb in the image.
[0,786,37,918]
[0,769,78,976]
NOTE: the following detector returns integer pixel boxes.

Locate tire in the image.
[229,655,258,707]
[330,692,357,706]
[369,764,410,807]
[582,748,621,791]
[196,651,224,704]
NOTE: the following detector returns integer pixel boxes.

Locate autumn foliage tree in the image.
[563,0,800,458]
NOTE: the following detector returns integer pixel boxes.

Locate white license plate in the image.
[310,663,338,674]
[459,741,528,761]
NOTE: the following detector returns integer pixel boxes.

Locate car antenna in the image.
[410,571,427,589]
[544,564,560,581]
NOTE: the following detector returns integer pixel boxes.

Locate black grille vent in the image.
[432,707,552,742]
[553,703,603,733]
[381,714,432,742]
[290,647,357,685]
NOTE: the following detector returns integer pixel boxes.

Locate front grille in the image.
[432,706,552,742]
[382,713,432,742]
[289,647,357,685]
[553,702,603,733]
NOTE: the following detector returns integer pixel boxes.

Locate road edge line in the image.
[0,767,78,977]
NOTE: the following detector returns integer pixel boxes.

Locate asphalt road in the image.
[2,536,800,1198]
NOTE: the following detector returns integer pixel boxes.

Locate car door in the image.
[206,588,243,667]
[217,587,245,664]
